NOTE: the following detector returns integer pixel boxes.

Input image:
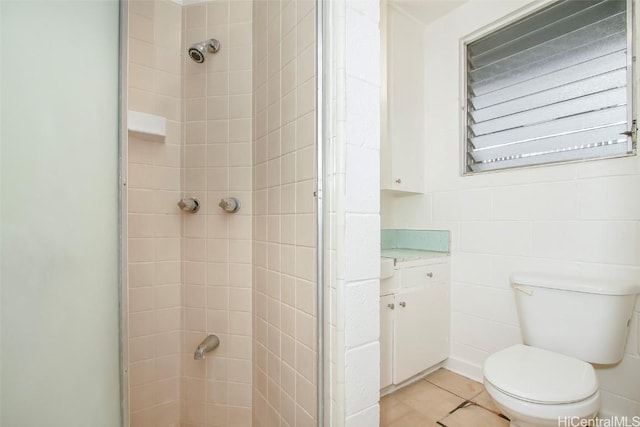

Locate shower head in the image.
[188,38,221,63]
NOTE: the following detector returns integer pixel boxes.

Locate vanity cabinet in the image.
[380,2,425,194]
[380,294,395,388]
[380,258,450,389]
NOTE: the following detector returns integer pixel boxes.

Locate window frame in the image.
[460,0,636,176]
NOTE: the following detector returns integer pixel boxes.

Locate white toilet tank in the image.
[511,272,639,364]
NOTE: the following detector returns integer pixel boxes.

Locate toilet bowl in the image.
[481,273,639,427]
[484,344,600,427]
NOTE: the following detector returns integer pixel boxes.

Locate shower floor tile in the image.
[380,369,509,427]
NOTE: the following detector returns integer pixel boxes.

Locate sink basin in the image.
[381,258,394,280]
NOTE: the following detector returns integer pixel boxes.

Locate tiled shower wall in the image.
[127,1,184,425]
[251,0,318,425]
[181,1,254,426]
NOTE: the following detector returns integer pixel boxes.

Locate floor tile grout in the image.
[423,377,484,402]
[381,369,509,427]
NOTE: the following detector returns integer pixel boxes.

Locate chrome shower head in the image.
[188,38,221,63]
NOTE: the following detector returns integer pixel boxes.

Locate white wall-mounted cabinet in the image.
[380,257,450,389]
[380,3,425,193]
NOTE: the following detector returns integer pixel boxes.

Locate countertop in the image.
[381,248,449,264]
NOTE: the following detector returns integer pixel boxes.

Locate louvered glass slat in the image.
[470,12,625,83]
[472,31,625,95]
[471,0,625,69]
[470,0,601,55]
[472,49,625,109]
[472,68,626,123]
[469,124,628,162]
[469,140,629,171]
[470,106,627,149]
[465,0,632,174]
[472,87,627,136]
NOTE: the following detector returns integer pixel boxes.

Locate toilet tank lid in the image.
[510,272,640,296]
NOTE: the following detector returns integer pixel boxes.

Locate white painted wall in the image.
[382,0,640,417]
[0,2,121,425]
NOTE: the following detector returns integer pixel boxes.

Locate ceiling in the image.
[389,0,468,25]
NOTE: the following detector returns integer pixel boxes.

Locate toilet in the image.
[483,272,639,427]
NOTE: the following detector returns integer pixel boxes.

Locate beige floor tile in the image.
[386,410,440,427]
[380,395,415,426]
[472,390,502,415]
[392,380,465,422]
[425,368,484,400]
[440,404,509,427]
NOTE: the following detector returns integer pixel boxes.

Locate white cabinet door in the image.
[393,285,450,384]
[380,294,395,389]
[380,4,424,194]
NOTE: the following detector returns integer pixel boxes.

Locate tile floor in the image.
[380,368,510,427]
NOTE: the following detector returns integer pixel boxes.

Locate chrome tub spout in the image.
[194,334,220,360]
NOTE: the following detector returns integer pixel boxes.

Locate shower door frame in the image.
[118,1,130,426]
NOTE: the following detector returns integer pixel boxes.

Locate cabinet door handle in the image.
[427,272,433,278]
[399,301,406,307]
[387,303,395,309]
[395,178,402,184]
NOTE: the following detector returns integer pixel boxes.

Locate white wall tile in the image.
[460,221,531,256]
[450,311,522,354]
[577,176,640,221]
[347,0,380,22]
[345,7,380,86]
[345,280,380,349]
[345,145,380,214]
[432,189,493,222]
[345,214,380,281]
[448,342,489,376]
[345,404,379,427]
[345,77,380,150]
[344,342,380,416]
[450,253,495,287]
[385,193,432,229]
[576,156,639,179]
[451,282,518,326]
[599,391,640,418]
[596,354,640,402]
[532,221,639,265]
[493,182,577,221]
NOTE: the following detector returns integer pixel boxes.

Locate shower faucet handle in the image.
[178,197,200,213]
[218,197,240,213]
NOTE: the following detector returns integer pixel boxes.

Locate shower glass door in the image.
[0,1,122,425]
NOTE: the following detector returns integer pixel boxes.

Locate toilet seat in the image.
[484,344,598,404]
[484,380,600,426]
